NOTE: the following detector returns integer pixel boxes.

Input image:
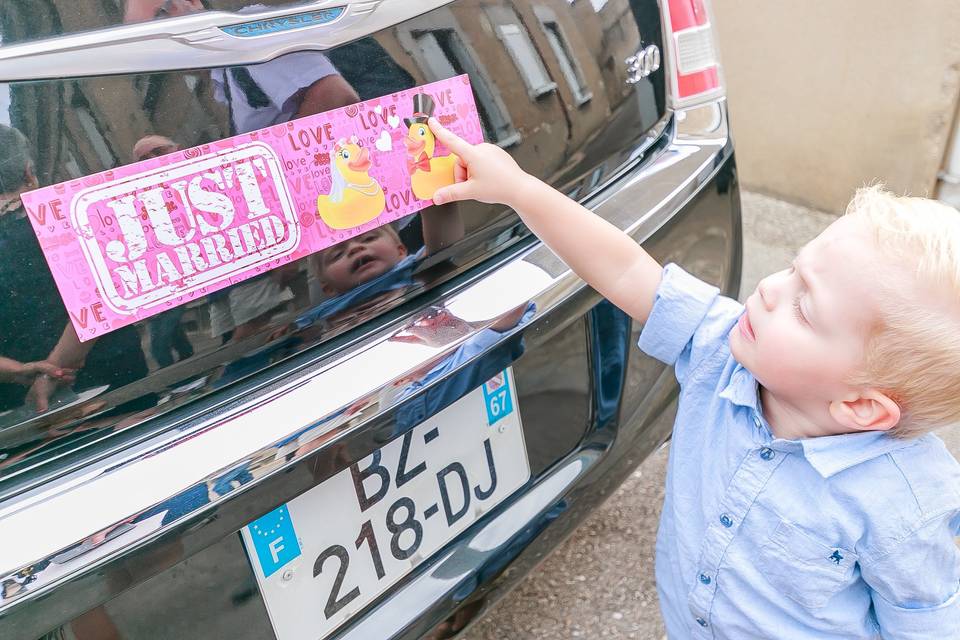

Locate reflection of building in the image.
[1,0,652,187]
[0,0,658,361]
[382,0,652,181]
[1,1,229,185]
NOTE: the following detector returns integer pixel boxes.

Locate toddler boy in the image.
[428,117,960,638]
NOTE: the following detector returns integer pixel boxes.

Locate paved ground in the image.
[460,191,960,640]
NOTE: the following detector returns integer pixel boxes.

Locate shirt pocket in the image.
[758,519,859,609]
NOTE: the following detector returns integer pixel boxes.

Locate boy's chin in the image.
[728,329,760,378]
[728,325,747,361]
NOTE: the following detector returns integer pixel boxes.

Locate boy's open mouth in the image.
[350,254,378,274]
[738,310,756,342]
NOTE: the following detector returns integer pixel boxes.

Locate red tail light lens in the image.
[663,0,724,106]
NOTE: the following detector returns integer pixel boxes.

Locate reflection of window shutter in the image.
[415,33,459,80]
[543,22,591,105]
[414,30,516,146]
[442,33,510,140]
[496,24,554,98]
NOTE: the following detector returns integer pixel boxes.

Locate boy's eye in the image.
[792,296,808,325]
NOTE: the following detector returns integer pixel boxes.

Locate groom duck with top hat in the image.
[403,93,459,201]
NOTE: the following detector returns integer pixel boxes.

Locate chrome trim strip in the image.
[0,101,730,628]
[0,0,454,81]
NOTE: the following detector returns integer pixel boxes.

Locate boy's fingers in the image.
[453,158,468,183]
[428,117,473,159]
[432,181,474,206]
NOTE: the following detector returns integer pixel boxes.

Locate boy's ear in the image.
[829,390,901,433]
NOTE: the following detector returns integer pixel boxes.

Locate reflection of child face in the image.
[319,228,408,296]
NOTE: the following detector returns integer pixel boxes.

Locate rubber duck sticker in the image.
[403,93,459,201]
[317,135,386,230]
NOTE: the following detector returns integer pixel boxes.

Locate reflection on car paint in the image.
[0,291,535,609]
[0,0,665,483]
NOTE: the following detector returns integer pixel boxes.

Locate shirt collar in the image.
[799,431,917,478]
[718,363,760,410]
[719,362,916,478]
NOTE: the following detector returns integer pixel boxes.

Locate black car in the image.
[0,0,739,638]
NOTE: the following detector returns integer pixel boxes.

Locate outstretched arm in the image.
[429,118,662,324]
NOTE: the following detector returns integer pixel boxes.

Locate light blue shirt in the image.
[638,264,960,639]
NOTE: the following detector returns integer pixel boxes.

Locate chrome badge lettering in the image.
[220,7,347,38]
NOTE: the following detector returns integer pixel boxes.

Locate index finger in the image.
[428,117,474,159]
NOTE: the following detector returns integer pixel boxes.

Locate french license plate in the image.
[241,368,529,640]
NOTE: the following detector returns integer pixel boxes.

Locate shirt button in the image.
[719,514,733,527]
[759,447,775,461]
[696,617,708,627]
[752,415,762,428]
[699,573,711,585]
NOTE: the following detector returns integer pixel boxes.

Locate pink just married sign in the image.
[21,75,482,341]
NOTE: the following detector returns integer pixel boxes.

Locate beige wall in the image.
[712,1,960,213]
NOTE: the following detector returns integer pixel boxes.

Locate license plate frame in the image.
[240,368,529,640]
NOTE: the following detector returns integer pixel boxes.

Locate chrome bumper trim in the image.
[0,0,455,81]
[0,101,730,633]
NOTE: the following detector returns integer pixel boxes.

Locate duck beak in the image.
[347,147,371,172]
[404,136,425,156]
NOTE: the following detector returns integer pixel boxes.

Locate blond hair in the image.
[844,185,960,438]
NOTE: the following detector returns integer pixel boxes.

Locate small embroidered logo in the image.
[829,550,844,565]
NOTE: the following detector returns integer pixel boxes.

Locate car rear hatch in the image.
[0,0,672,636]
[0,0,666,483]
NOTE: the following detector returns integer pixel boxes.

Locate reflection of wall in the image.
[2,1,229,182]
[3,0,644,189]
[714,1,960,213]
[384,0,631,181]
[581,0,646,107]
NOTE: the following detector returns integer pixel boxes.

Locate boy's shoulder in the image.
[827,432,960,555]
[638,263,743,386]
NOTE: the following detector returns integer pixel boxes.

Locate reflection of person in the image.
[0,125,148,414]
[389,302,534,435]
[428,118,960,637]
[122,0,360,134]
[296,225,421,331]
[133,135,196,368]
[211,49,359,134]
[297,197,465,331]
[318,225,414,297]
[0,357,70,385]
[124,1,365,341]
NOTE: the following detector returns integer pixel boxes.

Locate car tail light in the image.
[662,0,725,107]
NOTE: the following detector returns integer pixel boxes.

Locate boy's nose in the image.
[758,278,776,310]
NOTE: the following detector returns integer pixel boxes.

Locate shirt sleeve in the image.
[637,263,743,384]
[249,52,339,107]
[861,512,960,639]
